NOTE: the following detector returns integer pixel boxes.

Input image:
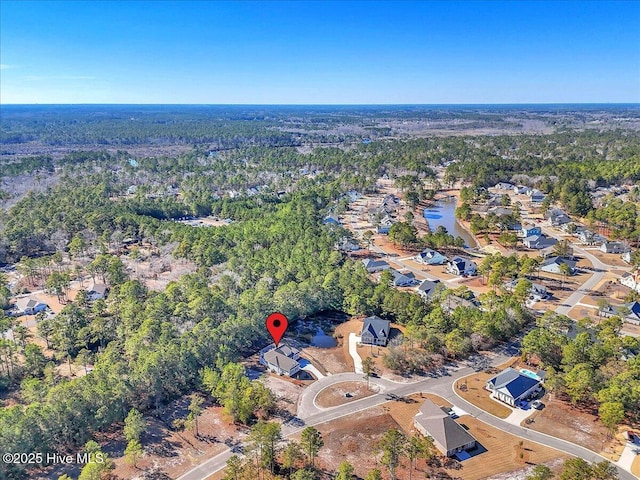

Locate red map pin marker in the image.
[266,312,289,347]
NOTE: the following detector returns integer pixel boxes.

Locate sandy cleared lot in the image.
[301,318,360,374]
[526,394,622,457]
[454,416,568,480]
[315,381,378,408]
[587,249,630,268]
[292,406,402,477]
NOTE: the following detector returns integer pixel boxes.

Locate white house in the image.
[417,279,443,301]
[377,216,395,234]
[415,248,447,265]
[441,294,478,313]
[389,269,417,287]
[361,316,391,346]
[486,368,543,407]
[529,190,545,202]
[620,272,640,293]
[600,301,640,326]
[600,242,630,254]
[520,224,542,238]
[362,258,391,273]
[260,345,301,377]
[87,283,109,301]
[15,298,47,315]
[504,279,549,300]
[523,234,557,250]
[545,208,571,227]
[446,257,477,276]
[514,185,531,195]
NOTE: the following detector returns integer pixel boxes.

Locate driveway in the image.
[177,355,510,480]
[299,359,326,380]
[448,385,636,480]
[348,332,364,373]
[616,439,639,472]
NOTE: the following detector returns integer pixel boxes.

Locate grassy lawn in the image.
[632,455,640,478]
[455,370,514,419]
[451,417,568,480]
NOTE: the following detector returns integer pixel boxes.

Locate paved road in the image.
[177,226,639,480]
[443,385,636,480]
[177,360,486,480]
[178,352,637,480]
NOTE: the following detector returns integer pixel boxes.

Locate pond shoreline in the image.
[422,193,479,248]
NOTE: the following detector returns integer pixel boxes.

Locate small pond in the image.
[423,198,477,247]
[311,326,337,348]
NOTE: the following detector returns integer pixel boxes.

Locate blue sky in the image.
[1,1,638,104]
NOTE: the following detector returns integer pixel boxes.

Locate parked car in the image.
[532,400,544,410]
[628,431,636,442]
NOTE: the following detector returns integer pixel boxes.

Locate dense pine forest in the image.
[1,105,639,480]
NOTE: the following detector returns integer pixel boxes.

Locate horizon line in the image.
[2,102,640,107]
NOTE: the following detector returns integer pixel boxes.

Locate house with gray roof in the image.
[15,298,47,315]
[446,257,477,276]
[414,399,477,457]
[545,208,571,227]
[441,294,479,313]
[87,283,109,301]
[529,189,545,202]
[577,230,605,245]
[504,279,549,300]
[600,242,630,254]
[417,279,443,301]
[600,301,640,326]
[540,256,577,275]
[361,316,391,346]
[523,234,557,250]
[261,345,301,377]
[485,368,542,407]
[362,258,391,273]
[389,269,417,287]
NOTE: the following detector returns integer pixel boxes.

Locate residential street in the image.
[178,351,637,480]
[176,220,640,480]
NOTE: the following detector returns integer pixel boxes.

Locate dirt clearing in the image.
[315,381,378,408]
[526,395,616,455]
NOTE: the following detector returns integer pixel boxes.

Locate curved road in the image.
[177,354,637,480]
[178,231,637,480]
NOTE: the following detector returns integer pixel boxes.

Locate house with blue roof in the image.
[485,367,543,407]
[520,224,541,238]
[415,248,447,265]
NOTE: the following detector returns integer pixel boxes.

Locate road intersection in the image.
[177,223,639,480]
[178,351,637,480]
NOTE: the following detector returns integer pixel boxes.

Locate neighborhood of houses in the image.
[328,179,640,334]
[3,176,639,480]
